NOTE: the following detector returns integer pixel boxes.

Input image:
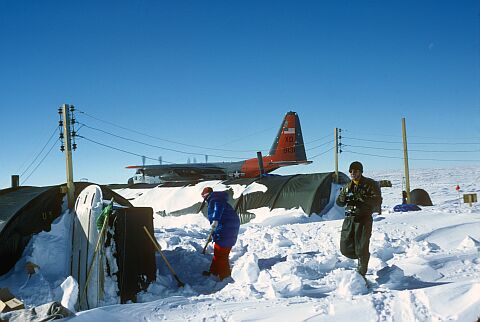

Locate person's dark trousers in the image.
[340,215,373,276]
[210,243,232,280]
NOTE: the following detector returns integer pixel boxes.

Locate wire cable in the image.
[343,136,480,145]
[342,149,403,159]
[343,149,480,162]
[77,109,270,153]
[342,129,400,139]
[343,144,480,153]
[77,109,318,153]
[78,123,248,160]
[77,135,174,164]
[19,127,59,178]
[305,133,332,144]
[342,136,403,144]
[21,138,60,185]
[79,121,314,160]
[310,146,335,159]
[307,139,334,151]
[343,129,480,140]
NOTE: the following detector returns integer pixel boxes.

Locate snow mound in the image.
[456,235,480,250]
[248,207,322,226]
[232,253,260,283]
[376,265,406,286]
[60,276,78,312]
[332,270,368,297]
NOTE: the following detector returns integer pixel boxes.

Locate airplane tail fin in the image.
[268,111,310,164]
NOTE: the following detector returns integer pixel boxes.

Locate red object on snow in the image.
[209,243,232,280]
[455,185,460,191]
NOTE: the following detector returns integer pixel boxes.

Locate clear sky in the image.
[1,0,479,188]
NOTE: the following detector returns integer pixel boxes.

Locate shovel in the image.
[202,227,215,254]
[143,226,185,287]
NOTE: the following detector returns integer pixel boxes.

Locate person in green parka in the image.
[336,161,382,277]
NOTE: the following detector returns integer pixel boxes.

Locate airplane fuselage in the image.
[127,111,312,184]
[130,159,281,184]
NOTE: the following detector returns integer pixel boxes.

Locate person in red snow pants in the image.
[210,243,232,279]
[201,187,240,280]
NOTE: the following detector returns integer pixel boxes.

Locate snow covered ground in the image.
[1,166,479,321]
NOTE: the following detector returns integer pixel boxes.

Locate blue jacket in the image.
[206,191,240,248]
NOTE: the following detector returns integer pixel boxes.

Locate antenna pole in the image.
[62,104,75,208]
[334,128,339,183]
[402,117,411,203]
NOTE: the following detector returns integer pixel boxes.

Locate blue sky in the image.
[0,0,479,188]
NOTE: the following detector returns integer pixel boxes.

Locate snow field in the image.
[1,166,479,321]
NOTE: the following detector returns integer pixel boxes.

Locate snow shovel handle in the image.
[202,227,215,254]
[143,226,184,287]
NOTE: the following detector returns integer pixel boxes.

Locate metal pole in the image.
[334,128,339,183]
[62,104,75,208]
[402,117,411,204]
[11,175,19,188]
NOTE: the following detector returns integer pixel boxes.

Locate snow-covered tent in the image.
[0,183,132,276]
[148,172,349,224]
[410,188,433,206]
[231,172,349,222]
[0,186,63,275]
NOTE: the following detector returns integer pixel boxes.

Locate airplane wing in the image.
[126,164,227,171]
[268,160,313,166]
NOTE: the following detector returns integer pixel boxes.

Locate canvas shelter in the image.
[231,172,349,223]
[0,183,132,276]
[156,172,350,224]
[0,186,63,275]
[410,188,433,206]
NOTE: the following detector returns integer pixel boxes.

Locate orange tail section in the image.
[241,111,311,177]
[268,111,307,162]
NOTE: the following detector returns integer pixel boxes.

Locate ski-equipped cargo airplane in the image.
[127,111,312,184]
